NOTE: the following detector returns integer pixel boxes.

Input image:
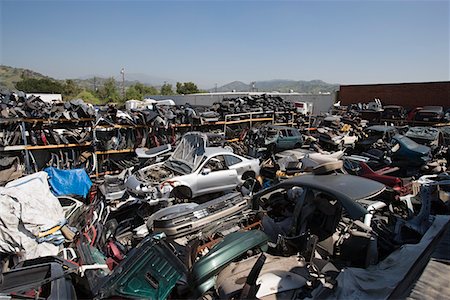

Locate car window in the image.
[287,129,295,137]
[280,130,288,137]
[224,154,242,166]
[204,155,228,172]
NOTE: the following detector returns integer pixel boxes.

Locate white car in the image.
[125,133,260,202]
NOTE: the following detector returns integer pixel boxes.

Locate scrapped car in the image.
[390,134,432,168]
[317,127,358,149]
[356,125,399,152]
[405,126,444,152]
[317,116,361,149]
[381,105,407,121]
[264,125,304,151]
[126,132,260,201]
[343,156,408,194]
[250,173,429,258]
[413,106,445,123]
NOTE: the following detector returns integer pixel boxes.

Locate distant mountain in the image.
[78,73,175,86]
[0,65,51,90]
[213,79,339,93]
[215,81,251,92]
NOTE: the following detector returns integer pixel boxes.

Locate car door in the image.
[196,155,238,196]
[277,129,290,149]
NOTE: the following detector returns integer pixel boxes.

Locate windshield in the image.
[169,133,207,173]
[164,159,192,174]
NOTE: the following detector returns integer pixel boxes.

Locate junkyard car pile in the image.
[1,95,450,299]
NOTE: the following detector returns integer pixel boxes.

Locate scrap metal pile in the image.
[1,95,450,299]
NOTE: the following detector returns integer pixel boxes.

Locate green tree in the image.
[176,82,200,94]
[132,82,159,97]
[63,79,82,100]
[125,85,143,100]
[76,90,102,105]
[125,83,160,100]
[161,83,174,95]
[96,77,120,103]
[16,78,64,93]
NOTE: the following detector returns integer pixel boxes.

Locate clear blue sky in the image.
[1,0,449,88]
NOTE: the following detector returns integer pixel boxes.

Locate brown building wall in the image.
[339,81,450,109]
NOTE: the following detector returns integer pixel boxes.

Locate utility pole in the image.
[121,68,125,101]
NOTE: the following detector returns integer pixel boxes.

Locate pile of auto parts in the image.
[208,94,296,119]
[0,92,95,119]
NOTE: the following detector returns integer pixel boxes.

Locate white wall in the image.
[26,93,62,103]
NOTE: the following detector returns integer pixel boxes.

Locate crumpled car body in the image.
[263,125,303,151]
[253,174,411,260]
[356,125,399,152]
[344,156,408,194]
[405,126,444,151]
[126,132,260,201]
[94,230,268,299]
[317,127,358,149]
[413,106,444,122]
[146,192,249,240]
[390,134,432,167]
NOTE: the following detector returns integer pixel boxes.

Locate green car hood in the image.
[191,230,269,295]
[97,231,268,299]
[97,234,187,300]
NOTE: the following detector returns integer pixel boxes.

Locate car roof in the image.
[384,105,404,109]
[282,174,385,201]
[203,147,233,157]
[254,174,385,219]
[419,106,443,113]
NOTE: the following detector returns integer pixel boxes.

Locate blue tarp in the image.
[44,167,92,198]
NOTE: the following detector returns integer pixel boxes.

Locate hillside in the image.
[0,65,51,90]
[0,65,160,92]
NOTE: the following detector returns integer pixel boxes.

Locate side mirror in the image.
[202,168,211,175]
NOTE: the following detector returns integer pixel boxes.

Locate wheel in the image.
[267,143,276,153]
[242,171,256,180]
[171,186,192,201]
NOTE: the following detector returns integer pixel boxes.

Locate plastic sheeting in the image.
[0,172,65,260]
[44,167,92,198]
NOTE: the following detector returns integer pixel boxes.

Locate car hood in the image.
[170,132,207,171]
[191,230,269,295]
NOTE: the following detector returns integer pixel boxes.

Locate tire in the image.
[294,142,302,149]
[172,186,192,201]
[242,171,256,180]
